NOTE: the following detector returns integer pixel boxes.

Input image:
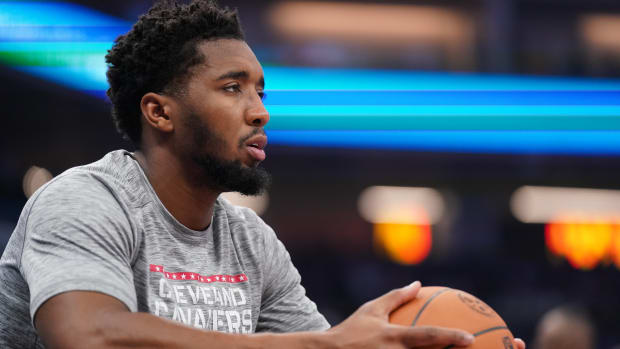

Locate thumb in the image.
[372,280,421,315]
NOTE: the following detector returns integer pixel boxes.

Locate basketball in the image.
[390,286,515,349]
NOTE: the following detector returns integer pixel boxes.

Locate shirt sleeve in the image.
[255,221,330,333]
[20,172,139,324]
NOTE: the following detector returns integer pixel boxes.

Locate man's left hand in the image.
[514,338,526,349]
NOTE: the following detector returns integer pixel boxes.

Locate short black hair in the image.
[105,0,244,146]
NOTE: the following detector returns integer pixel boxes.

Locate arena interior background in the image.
[1,0,619,347]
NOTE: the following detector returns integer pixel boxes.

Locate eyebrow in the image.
[216,70,265,88]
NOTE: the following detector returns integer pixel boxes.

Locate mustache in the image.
[238,128,266,148]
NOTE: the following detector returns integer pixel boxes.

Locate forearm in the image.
[36,291,334,349]
[95,311,239,348]
[252,330,333,349]
[62,311,333,349]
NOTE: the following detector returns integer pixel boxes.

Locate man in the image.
[0,1,526,348]
[533,305,596,349]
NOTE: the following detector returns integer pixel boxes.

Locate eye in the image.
[258,90,267,101]
[223,83,241,93]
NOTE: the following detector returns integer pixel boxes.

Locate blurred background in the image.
[1,0,620,347]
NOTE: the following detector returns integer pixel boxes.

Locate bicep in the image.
[258,227,329,332]
[21,178,139,321]
[34,291,130,349]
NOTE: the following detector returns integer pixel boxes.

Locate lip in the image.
[244,134,268,162]
[244,135,268,150]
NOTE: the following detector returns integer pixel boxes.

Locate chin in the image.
[192,153,271,195]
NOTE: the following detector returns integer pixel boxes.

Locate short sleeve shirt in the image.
[0,150,329,348]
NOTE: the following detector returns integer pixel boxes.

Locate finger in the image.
[514,338,526,349]
[371,281,421,315]
[401,325,474,347]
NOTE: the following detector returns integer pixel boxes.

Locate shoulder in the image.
[18,153,141,258]
[215,196,263,225]
[25,150,140,225]
[32,150,143,204]
[214,196,277,245]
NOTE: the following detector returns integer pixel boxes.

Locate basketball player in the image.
[0,1,526,348]
[533,305,596,349]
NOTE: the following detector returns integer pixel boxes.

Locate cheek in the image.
[212,121,240,148]
[210,122,243,153]
[210,111,245,142]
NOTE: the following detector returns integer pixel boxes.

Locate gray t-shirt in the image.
[0,150,329,348]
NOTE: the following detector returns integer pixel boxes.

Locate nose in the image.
[245,98,270,127]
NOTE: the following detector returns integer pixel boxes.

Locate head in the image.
[533,305,596,349]
[105,0,270,195]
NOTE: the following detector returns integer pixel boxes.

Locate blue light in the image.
[0,42,113,51]
[263,67,620,91]
[265,107,620,131]
[0,2,130,41]
[267,131,620,156]
[15,65,108,91]
[0,26,130,42]
[1,1,620,156]
[0,2,128,26]
[267,105,620,117]
[263,90,620,105]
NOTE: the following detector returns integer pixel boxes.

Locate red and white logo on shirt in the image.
[149,264,248,284]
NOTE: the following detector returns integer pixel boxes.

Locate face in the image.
[172,39,271,195]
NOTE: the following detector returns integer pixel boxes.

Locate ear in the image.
[140,92,175,134]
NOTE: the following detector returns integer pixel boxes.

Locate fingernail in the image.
[408,280,421,288]
[463,334,475,344]
[515,338,526,349]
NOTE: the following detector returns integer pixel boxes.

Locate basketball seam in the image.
[441,326,510,349]
[472,325,509,337]
[411,288,452,327]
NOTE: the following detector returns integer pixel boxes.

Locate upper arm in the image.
[256,222,330,332]
[35,291,130,349]
[21,174,138,329]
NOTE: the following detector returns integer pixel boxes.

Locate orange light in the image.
[545,219,619,270]
[545,222,565,256]
[611,224,620,269]
[373,223,432,265]
[269,2,473,45]
[581,15,620,53]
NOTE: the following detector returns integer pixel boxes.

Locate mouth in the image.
[244,134,268,162]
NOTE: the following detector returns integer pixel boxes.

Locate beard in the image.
[184,112,271,196]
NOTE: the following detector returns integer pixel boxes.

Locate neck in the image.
[134,147,219,231]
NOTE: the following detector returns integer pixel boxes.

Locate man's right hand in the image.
[34,281,477,349]
[324,281,475,349]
